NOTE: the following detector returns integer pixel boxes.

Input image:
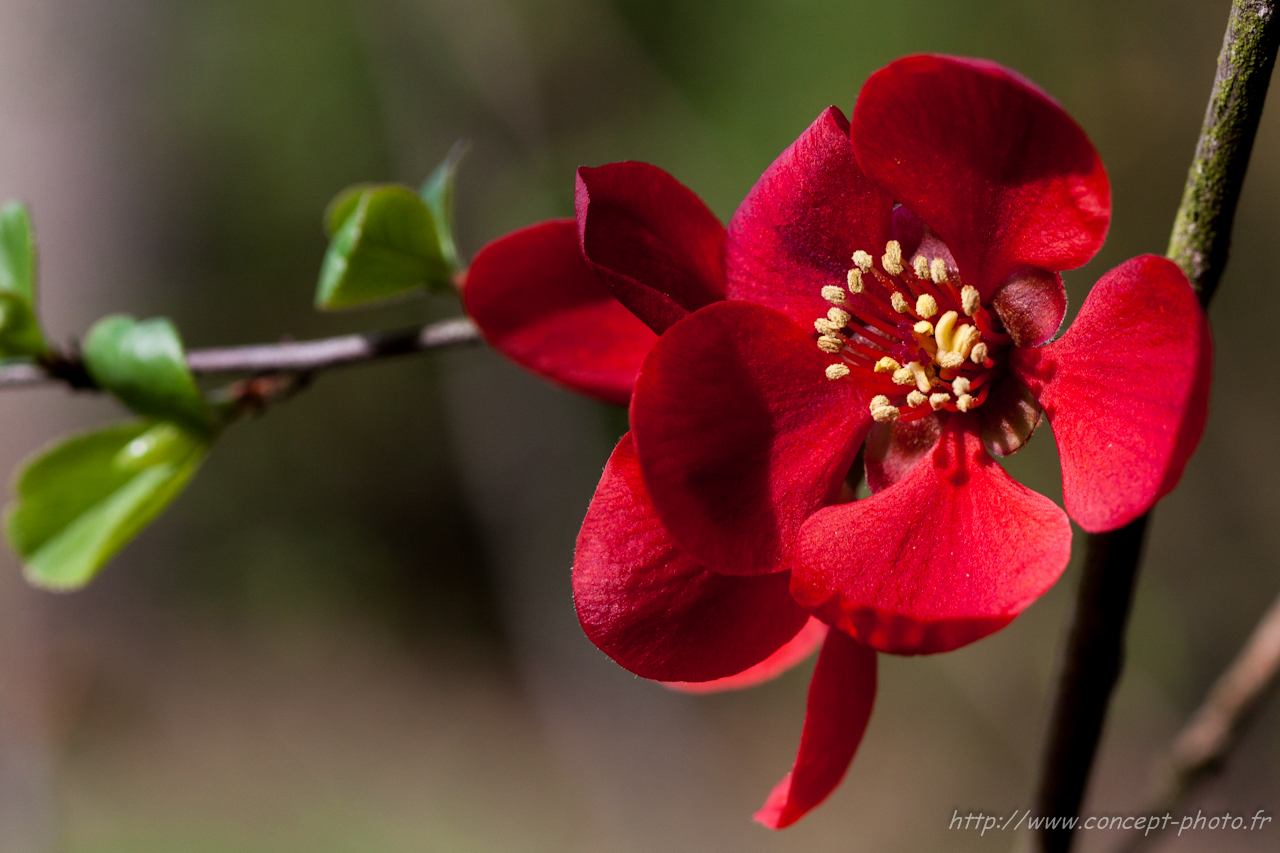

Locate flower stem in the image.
[1031,3,1280,851]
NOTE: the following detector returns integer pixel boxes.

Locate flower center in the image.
[814,239,1013,423]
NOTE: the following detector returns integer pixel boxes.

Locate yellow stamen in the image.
[956,393,975,412]
[930,258,948,284]
[913,319,934,336]
[906,390,927,408]
[825,363,851,380]
[937,351,965,369]
[817,335,843,353]
[882,240,904,275]
[821,285,847,304]
[892,367,915,385]
[874,357,901,373]
[951,376,971,395]
[912,255,929,279]
[869,395,899,422]
[846,268,864,293]
[915,294,938,319]
[827,307,852,327]
[951,324,980,359]
[971,342,989,364]
[890,291,910,313]
[933,310,959,352]
[852,250,873,272]
[961,285,981,316]
[929,392,949,410]
[814,318,842,336]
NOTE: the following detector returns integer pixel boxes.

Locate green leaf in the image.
[0,201,48,357]
[82,315,215,434]
[323,183,374,238]
[7,420,208,590]
[419,141,469,271]
[315,185,450,310]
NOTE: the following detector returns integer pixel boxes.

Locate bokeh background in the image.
[0,0,1274,850]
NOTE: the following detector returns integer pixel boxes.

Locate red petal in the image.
[863,415,942,494]
[852,55,1110,299]
[463,219,657,405]
[664,617,828,695]
[754,630,876,829]
[1011,255,1212,532]
[630,301,871,575]
[725,107,893,327]
[573,434,810,682]
[793,415,1072,654]
[991,268,1068,348]
[575,162,726,334]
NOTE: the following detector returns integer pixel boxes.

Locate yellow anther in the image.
[933,310,959,352]
[912,255,930,279]
[852,250,873,272]
[827,307,851,327]
[961,285,981,316]
[888,291,908,313]
[937,351,965,369]
[892,366,915,385]
[825,363,851,380]
[906,390,927,408]
[874,357,901,373]
[929,392,950,410]
[956,393,976,412]
[817,335,843,354]
[814,318,842,336]
[882,240,904,275]
[846,268,865,293]
[951,376,971,395]
[913,319,934,336]
[971,342,989,364]
[869,395,900,422]
[930,258,948,284]
[915,294,938,319]
[821,285,847,304]
[909,361,932,394]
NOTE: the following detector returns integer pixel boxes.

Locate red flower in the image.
[464,55,1212,827]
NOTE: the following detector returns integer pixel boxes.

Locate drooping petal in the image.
[754,630,877,829]
[991,268,1068,348]
[1011,255,1212,533]
[575,162,726,334]
[630,301,871,575]
[852,55,1110,299]
[574,434,810,683]
[793,415,1072,655]
[726,107,893,327]
[976,376,1042,458]
[863,415,942,494]
[665,617,828,695]
[463,219,657,405]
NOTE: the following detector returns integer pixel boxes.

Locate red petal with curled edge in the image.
[631,301,872,576]
[1011,255,1212,533]
[852,55,1110,299]
[573,434,810,683]
[463,219,657,405]
[792,414,1072,655]
[665,617,828,695]
[726,106,893,328]
[576,162,726,334]
[754,630,877,829]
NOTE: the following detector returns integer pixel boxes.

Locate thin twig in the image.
[1115,591,1280,853]
[0,316,481,390]
[1031,3,1280,851]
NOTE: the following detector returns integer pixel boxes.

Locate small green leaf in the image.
[323,183,374,238]
[82,315,215,434]
[0,201,48,357]
[315,185,449,310]
[419,141,469,271]
[7,420,208,590]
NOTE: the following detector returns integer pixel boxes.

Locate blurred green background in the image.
[0,0,1274,850]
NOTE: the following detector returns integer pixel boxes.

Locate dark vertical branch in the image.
[1031,3,1280,851]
